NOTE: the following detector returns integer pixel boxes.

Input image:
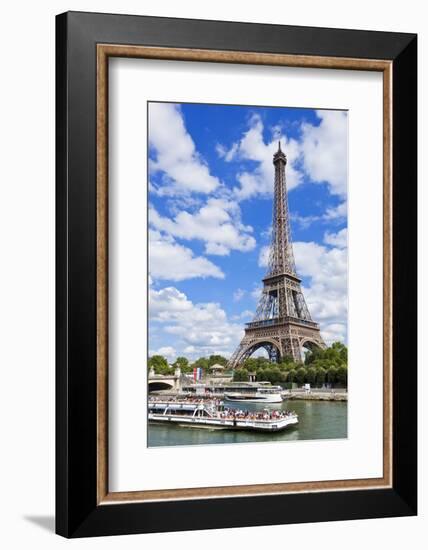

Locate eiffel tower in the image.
[228,143,326,368]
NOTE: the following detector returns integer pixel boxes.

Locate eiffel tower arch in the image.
[228,143,326,368]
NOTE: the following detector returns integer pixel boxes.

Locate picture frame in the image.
[56,11,417,538]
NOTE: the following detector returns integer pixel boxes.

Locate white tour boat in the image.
[224,387,283,404]
[148,399,298,432]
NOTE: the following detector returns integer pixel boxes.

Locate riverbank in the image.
[286,391,347,402]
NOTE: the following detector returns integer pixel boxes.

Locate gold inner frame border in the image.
[96,44,393,504]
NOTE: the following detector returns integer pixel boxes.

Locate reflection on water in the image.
[147,400,347,447]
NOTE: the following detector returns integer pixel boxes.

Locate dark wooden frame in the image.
[56,11,417,538]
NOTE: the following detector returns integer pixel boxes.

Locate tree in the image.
[261,367,284,384]
[295,367,306,385]
[326,366,338,385]
[148,355,171,374]
[304,342,348,369]
[208,354,227,367]
[288,369,297,383]
[278,359,298,372]
[192,357,209,370]
[173,356,191,373]
[240,358,255,371]
[315,366,327,387]
[336,365,348,387]
[254,356,271,369]
[304,346,323,365]
[332,341,348,363]
[306,366,317,386]
[272,366,285,383]
[233,368,249,382]
[255,368,266,382]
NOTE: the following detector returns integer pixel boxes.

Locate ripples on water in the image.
[147,400,347,447]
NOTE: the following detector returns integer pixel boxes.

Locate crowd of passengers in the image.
[217,408,296,421]
[149,395,222,404]
[148,397,296,420]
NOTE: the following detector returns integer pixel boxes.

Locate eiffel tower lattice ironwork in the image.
[228,143,326,368]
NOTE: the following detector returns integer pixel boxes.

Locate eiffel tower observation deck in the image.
[228,143,326,368]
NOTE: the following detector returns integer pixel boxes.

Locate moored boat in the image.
[148,399,298,432]
[224,387,283,403]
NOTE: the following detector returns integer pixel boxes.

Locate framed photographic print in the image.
[56,11,417,537]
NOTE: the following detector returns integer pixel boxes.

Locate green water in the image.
[147,400,347,447]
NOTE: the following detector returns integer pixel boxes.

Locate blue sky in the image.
[148,102,348,362]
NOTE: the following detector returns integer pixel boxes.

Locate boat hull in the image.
[224,393,283,404]
[148,413,298,432]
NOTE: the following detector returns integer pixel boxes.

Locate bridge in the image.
[148,368,182,392]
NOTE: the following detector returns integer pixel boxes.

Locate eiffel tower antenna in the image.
[228,143,326,367]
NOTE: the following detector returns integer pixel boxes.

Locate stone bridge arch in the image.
[148,379,175,392]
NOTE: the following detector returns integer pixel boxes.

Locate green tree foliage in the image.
[305,342,347,368]
[336,365,348,386]
[332,341,347,363]
[304,346,323,365]
[192,355,228,372]
[147,343,348,387]
[231,343,349,387]
[233,368,249,382]
[315,366,327,386]
[254,368,266,382]
[302,342,348,387]
[287,369,297,383]
[148,355,171,375]
[207,354,228,367]
[295,367,306,385]
[306,366,317,386]
[261,367,284,384]
[278,359,299,371]
[173,356,191,373]
[242,357,270,370]
[326,366,338,384]
[192,357,210,370]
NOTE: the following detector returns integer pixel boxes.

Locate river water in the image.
[147,399,347,447]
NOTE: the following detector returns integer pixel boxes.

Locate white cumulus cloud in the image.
[233,288,246,302]
[300,110,348,197]
[324,227,347,249]
[149,102,221,196]
[291,201,347,230]
[216,141,239,162]
[217,114,302,200]
[149,230,224,281]
[149,285,244,358]
[149,198,255,256]
[258,245,270,268]
[149,286,194,321]
[231,310,253,321]
[217,110,348,202]
[149,346,176,360]
[293,236,348,344]
[324,201,347,220]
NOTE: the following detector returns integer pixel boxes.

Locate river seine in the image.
[148,399,347,447]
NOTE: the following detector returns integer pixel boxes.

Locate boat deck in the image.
[148,400,298,432]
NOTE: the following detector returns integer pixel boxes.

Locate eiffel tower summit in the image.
[228,142,326,368]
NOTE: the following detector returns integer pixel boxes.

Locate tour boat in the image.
[148,399,298,432]
[224,387,283,403]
